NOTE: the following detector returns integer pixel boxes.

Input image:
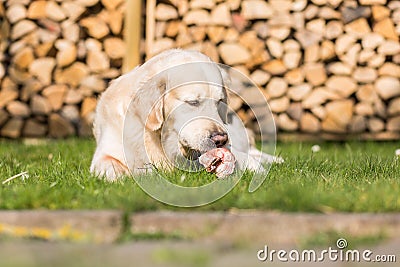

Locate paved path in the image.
[0,211,399,267]
[0,238,398,267]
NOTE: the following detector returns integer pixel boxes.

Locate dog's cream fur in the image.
[90,49,280,180]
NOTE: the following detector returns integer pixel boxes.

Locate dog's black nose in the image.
[210,132,228,147]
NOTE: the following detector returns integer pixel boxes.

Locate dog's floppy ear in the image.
[219,65,231,88]
[145,80,166,131]
[218,96,229,124]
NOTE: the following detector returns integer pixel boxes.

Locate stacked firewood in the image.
[149,0,400,139]
[0,0,126,138]
[1,0,399,140]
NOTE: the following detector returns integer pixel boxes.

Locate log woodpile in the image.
[0,0,126,138]
[148,0,400,140]
[0,0,399,140]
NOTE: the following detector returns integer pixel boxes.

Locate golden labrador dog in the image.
[90,49,281,181]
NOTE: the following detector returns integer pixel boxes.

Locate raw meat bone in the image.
[199,148,236,178]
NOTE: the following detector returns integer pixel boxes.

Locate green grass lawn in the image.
[0,138,399,212]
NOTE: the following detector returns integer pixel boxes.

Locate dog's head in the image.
[144,63,230,160]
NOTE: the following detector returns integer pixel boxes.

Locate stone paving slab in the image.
[131,211,400,245]
[0,210,123,243]
[1,210,400,245]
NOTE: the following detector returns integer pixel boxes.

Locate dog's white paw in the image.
[90,155,129,181]
[246,156,266,171]
[248,148,284,164]
[260,153,284,164]
[272,155,284,164]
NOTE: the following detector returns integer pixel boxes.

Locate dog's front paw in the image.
[90,155,129,181]
[248,148,284,164]
[271,155,284,164]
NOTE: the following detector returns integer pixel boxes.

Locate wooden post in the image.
[123,0,142,73]
[145,0,156,60]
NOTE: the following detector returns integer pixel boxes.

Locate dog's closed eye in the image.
[185,100,200,106]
